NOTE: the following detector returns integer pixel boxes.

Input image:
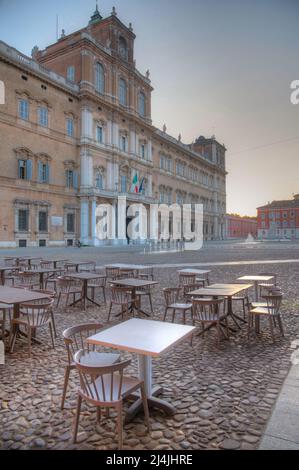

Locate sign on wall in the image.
[51,216,63,226]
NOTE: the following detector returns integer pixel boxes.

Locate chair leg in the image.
[56,292,61,308]
[102,287,106,304]
[9,324,17,352]
[27,327,32,358]
[61,366,71,409]
[269,316,275,343]
[171,308,176,323]
[73,394,82,443]
[117,402,123,450]
[149,293,153,314]
[225,316,229,338]
[163,307,168,322]
[49,322,55,349]
[96,407,101,422]
[277,315,285,337]
[216,322,220,348]
[140,383,150,432]
[50,309,57,338]
[107,302,113,322]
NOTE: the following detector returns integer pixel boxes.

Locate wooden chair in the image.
[163,287,192,324]
[14,271,40,289]
[258,272,277,297]
[105,267,120,280]
[61,323,120,409]
[80,261,96,273]
[180,282,207,301]
[88,276,107,304]
[232,286,250,319]
[248,293,284,343]
[107,286,133,322]
[73,350,150,449]
[250,286,282,308]
[9,298,54,357]
[136,284,154,315]
[117,269,135,280]
[56,276,83,308]
[138,267,154,280]
[4,267,19,287]
[179,273,202,299]
[32,289,57,338]
[192,298,228,347]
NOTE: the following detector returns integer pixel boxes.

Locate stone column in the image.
[147,139,152,161]
[81,107,93,140]
[80,148,93,188]
[130,127,136,155]
[80,198,89,244]
[91,198,97,246]
[106,120,112,146]
[117,195,127,245]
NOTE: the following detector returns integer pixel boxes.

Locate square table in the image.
[110,278,158,317]
[65,261,96,273]
[0,286,50,346]
[187,283,252,329]
[67,272,106,309]
[87,318,195,421]
[177,268,211,284]
[237,275,274,301]
[26,268,61,289]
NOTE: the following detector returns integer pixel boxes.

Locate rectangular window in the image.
[67,213,75,233]
[121,136,126,152]
[96,126,103,143]
[18,209,29,231]
[66,169,74,188]
[18,159,26,179]
[121,175,127,193]
[38,107,48,127]
[18,99,29,120]
[67,66,75,82]
[38,212,47,232]
[38,162,49,183]
[140,144,146,159]
[66,118,74,137]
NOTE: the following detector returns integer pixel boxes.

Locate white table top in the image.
[106,264,150,270]
[87,318,195,357]
[238,275,274,282]
[177,268,210,275]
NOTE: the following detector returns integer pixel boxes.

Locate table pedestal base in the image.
[125,385,175,423]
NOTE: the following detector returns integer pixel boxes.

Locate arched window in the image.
[138,92,146,117]
[95,62,105,94]
[119,78,127,106]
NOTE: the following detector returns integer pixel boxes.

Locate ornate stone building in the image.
[0,6,226,247]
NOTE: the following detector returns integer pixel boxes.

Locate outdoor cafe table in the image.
[67,272,106,309]
[110,278,158,317]
[64,261,96,272]
[0,286,50,345]
[87,318,195,422]
[105,263,150,274]
[41,259,69,269]
[177,268,211,283]
[186,283,252,329]
[237,275,274,301]
[26,268,61,289]
[0,266,16,286]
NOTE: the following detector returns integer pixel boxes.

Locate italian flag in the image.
[131,172,139,193]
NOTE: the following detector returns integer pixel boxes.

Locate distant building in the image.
[226,214,257,239]
[257,194,299,240]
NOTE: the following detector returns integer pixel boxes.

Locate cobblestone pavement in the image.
[0,253,299,450]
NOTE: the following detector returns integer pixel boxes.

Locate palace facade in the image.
[257,194,299,240]
[0,6,227,247]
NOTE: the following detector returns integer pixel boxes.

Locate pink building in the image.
[226,214,257,239]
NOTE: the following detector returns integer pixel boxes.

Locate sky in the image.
[0,0,298,216]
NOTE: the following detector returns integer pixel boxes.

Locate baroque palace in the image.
[0,6,227,248]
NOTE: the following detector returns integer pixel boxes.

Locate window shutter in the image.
[46,163,50,183]
[18,160,22,178]
[73,171,78,190]
[38,162,43,182]
[26,159,32,180]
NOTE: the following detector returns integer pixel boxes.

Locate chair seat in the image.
[251,302,267,308]
[232,295,247,300]
[136,290,150,296]
[169,303,192,310]
[81,373,141,402]
[259,283,274,288]
[76,351,120,367]
[250,307,277,316]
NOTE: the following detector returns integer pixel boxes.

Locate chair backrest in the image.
[263,293,283,314]
[19,299,53,327]
[32,288,56,298]
[163,287,181,306]
[111,286,131,304]
[138,266,154,280]
[183,282,205,297]
[40,260,52,269]
[117,269,135,279]
[192,298,225,321]
[74,349,131,403]
[88,276,106,287]
[258,272,277,285]
[106,267,120,280]
[62,323,104,365]
[179,273,197,286]
[16,271,38,285]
